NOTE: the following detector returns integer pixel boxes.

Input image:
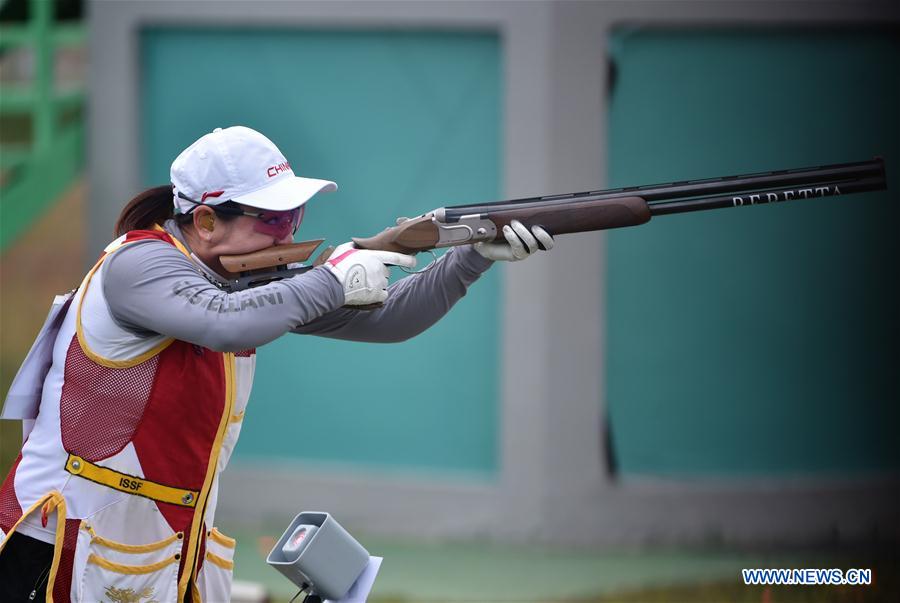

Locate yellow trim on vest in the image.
[205,551,234,571]
[208,527,236,549]
[75,243,174,368]
[152,223,192,257]
[88,552,179,575]
[229,410,245,424]
[65,454,198,508]
[0,491,67,603]
[191,581,202,603]
[82,523,184,553]
[178,352,236,602]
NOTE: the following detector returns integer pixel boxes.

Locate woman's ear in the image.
[193,208,216,238]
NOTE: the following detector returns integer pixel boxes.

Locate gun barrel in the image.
[442,158,886,221]
[648,175,886,216]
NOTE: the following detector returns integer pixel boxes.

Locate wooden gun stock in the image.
[220,239,325,272]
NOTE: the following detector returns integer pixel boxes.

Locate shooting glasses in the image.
[177,192,305,238]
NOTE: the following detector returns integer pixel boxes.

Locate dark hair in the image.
[114,185,180,236]
[114,185,239,237]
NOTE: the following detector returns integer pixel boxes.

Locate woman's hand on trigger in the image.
[325,242,417,306]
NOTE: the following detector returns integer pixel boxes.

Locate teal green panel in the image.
[607,29,899,476]
[0,122,84,251]
[141,29,501,474]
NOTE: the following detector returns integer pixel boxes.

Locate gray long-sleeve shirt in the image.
[100,223,493,352]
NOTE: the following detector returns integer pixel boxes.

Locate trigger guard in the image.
[399,250,437,274]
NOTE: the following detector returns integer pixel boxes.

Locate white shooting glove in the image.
[326,242,417,306]
[474,220,554,261]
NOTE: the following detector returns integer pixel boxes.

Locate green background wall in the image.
[607,29,899,476]
[141,29,502,475]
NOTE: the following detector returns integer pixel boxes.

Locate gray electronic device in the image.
[267,512,370,600]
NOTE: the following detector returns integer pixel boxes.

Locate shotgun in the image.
[220,158,887,291]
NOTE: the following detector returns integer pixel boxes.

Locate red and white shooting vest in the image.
[0,228,256,602]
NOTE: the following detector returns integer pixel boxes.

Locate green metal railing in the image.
[0,0,85,250]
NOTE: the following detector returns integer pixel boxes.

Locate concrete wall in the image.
[88,0,899,547]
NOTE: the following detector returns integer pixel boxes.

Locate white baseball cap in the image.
[171,126,337,214]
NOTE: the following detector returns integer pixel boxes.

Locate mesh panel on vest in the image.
[0,454,23,533]
[60,337,159,462]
